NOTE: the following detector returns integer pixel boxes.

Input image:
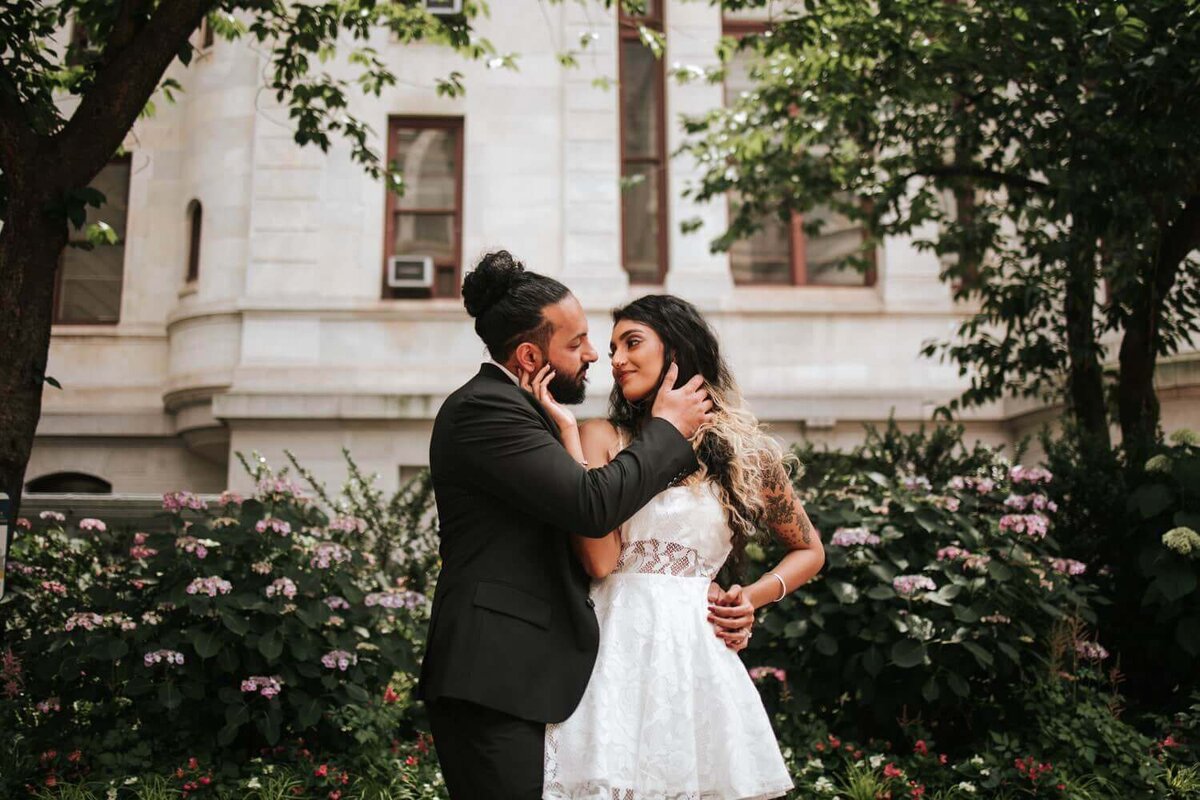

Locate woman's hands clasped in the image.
[520,363,578,435]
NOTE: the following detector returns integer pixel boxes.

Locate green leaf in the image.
[345,683,370,703]
[815,633,838,655]
[192,629,222,659]
[866,585,896,600]
[921,676,939,702]
[890,638,926,668]
[1131,484,1174,519]
[258,628,284,662]
[947,671,970,698]
[960,640,994,667]
[221,610,250,636]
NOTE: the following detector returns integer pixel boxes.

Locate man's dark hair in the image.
[461,250,570,362]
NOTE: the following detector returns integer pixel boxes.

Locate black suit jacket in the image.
[418,362,699,723]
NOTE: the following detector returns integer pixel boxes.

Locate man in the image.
[419,251,752,798]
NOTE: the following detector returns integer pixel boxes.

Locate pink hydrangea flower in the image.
[39,511,66,523]
[162,491,208,512]
[241,675,283,698]
[186,576,233,597]
[255,517,292,536]
[1049,558,1086,576]
[321,650,357,671]
[78,518,106,533]
[1010,465,1053,485]
[328,515,368,534]
[748,666,787,682]
[175,536,209,559]
[310,542,353,569]
[365,590,426,610]
[998,513,1049,539]
[324,595,351,611]
[830,527,881,547]
[219,490,244,506]
[265,578,297,599]
[893,574,937,597]
[1075,640,1108,661]
[64,612,104,632]
[129,545,158,560]
[15,517,31,529]
[144,649,185,667]
[40,581,68,596]
[35,697,61,713]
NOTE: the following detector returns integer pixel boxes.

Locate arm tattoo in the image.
[764,494,813,546]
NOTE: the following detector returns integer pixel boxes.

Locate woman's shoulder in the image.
[579,418,620,442]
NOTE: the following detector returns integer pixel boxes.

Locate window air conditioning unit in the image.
[423,0,463,15]
[387,255,434,288]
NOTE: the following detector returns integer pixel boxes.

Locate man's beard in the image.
[549,366,588,405]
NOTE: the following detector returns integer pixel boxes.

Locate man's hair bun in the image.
[462,250,525,318]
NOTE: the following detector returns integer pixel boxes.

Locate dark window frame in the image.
[186,199,202,284]
[52,153,132,325]
[381,116,465,300]
[722,18,876,288]
[618,4,669,285]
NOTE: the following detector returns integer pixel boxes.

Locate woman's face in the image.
[609,319,665,403]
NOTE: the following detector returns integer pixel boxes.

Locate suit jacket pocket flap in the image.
[473,581,551,629]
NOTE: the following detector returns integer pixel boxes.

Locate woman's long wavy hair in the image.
[608,295,801,569]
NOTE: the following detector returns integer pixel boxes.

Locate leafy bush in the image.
[1043,427,1200,705]
[0,453,437,794]
[745,419,1101,742]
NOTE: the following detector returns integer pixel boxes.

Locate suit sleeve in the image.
[452,393,699,538]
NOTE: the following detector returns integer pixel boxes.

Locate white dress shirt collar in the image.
[485,358,522,387]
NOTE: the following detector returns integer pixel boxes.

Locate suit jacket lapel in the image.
[475,363,561,441]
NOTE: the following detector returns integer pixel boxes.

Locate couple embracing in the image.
[418,251,826,799]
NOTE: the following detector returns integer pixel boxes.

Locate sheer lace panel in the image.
[613,539,721,579]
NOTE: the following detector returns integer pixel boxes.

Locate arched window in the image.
[26,472,113,494]
[186,199,202,283]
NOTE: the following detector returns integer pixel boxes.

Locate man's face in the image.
[537,294,599,405]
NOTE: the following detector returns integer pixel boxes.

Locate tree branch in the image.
[106,0,157,57]
[1155,193,1200,286]
[49,0,215,190]
[0,58,37,176]
[906,165,1052,196]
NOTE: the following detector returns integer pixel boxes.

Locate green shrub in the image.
[1043,427,1200,705]
[0,453,436,794]
[745,419,1101,743]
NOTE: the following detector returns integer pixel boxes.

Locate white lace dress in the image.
[543,472,794,800]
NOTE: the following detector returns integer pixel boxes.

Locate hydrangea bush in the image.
[0,452,438,793]
[744,421,1102,742]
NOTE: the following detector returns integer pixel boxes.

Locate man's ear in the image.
[513,342,545,375]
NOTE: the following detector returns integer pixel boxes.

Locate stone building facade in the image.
[26,0,1200,497]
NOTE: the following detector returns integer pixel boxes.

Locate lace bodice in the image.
[613,477,732,580]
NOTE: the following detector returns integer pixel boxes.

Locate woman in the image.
[522,294,825,799]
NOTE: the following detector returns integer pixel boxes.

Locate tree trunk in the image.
[1117,196,1200,467]
[0,190,67,525]
[1063,236,1112,450]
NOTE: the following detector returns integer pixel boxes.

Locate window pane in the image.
[85,160,130,235]
[621,166,661,283]
[394,127,457,208]
[392,212,455,263]
[804,203,868,286]
[730,213,792,285]
[57,244,124,323]
[621,40,661,160]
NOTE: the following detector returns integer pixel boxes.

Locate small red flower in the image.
[938,753,948,765]
[329,792,342,800]
[188,757,199,770]
[383,685,400,704]
[314,764,329,778]
[815,742,826,752]
[405,755,418,766]
[67,750,82,763]
[884,762,904,779]
[828,735,841,748]
[200,776,212,786]
[913,739,928,756]
[44,776,58,788]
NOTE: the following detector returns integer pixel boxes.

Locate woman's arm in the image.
[709,460,825,646]
[571,420,624,579]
